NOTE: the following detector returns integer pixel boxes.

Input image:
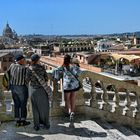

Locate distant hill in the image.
[61,31,140,38]
[106,31,140,37]
[22,31,140,39]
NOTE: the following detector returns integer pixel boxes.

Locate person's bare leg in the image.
[70,92,76,113]
[65,93,71,113]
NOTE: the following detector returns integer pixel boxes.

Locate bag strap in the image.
[29,66,52,97]
[29,66,40,80]
[63,66,79,81]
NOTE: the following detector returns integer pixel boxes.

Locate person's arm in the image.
[52,66,63,80]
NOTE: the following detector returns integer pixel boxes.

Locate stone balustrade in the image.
[0,71,140,128]
[78,71,140,128]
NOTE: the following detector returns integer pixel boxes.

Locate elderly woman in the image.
[26,54,50,131]
[53,55,82,121]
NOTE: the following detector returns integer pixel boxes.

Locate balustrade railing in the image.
[0,71,140,128]
[79,71,140,128]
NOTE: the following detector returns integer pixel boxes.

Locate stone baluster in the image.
[90,79,98,108]
[0,89,6,116]
[74,72,87,115]
[135,94,140,127]
[1,90,14,121]
[51,79,60,107]
[75,74,85,106]
[114,87,123,115]
[75,81,85,107]
[0,89,5,108]
[48,73,63,116]
[0,74,6,123]
[125,90,134,117]
[106,85,115,112]
[27,98,32,119]
[102,83,110,111]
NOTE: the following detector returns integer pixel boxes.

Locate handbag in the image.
[29,66,52,98]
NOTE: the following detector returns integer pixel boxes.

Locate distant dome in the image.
[3,23,13,38]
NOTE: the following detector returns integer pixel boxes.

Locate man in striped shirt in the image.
[9,54,30,127]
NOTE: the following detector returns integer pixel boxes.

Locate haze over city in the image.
[0,0,140,35]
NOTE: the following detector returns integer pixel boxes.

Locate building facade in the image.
[0,53,14,72]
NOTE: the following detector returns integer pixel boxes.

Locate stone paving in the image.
[0,116,140,140]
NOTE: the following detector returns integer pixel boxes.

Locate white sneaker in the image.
[70,112,75,121]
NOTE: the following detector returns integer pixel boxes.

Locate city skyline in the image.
[0,0,140,35]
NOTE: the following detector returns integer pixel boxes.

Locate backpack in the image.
[2,70,10,90]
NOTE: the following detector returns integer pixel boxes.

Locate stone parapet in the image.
[0,70,140,128]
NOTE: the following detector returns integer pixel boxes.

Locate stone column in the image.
[102,84,109,111]
[75,76,85,106]
[126,90,134,117]
[114,88,123,115]
[90,79,98,108]
[48,74,63,117]
[135,94,140,127]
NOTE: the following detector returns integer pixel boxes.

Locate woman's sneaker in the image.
[34,126,40,131]
[20,120,30,126]
[15,120,21,127]
[70,112,75,122]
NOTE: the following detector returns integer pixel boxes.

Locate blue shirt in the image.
[53,65,82,91]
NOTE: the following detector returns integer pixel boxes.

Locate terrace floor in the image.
[0,116,140,140]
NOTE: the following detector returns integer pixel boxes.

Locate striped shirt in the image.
[9,63,27,85]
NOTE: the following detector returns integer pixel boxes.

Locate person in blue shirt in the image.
[53,54,82,121]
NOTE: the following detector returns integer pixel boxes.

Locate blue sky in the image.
[0,0,140,35]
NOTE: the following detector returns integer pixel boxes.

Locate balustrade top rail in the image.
[41,56,102,72]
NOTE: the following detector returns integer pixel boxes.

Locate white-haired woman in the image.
[26,54,50,131]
